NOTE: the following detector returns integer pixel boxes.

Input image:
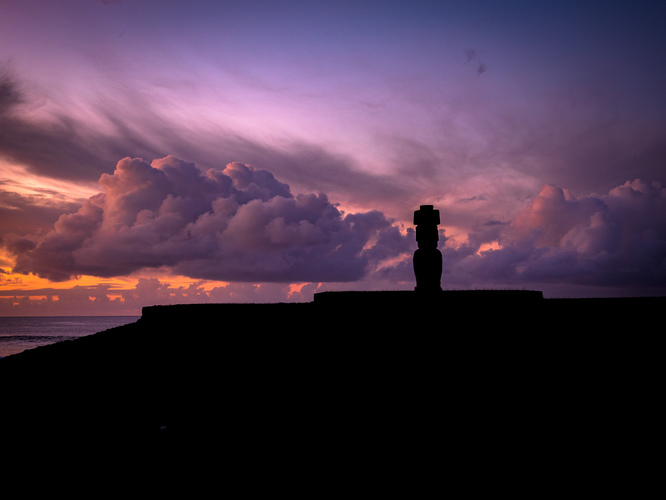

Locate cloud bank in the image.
[439,180,666,291]
[4,151,665,298]
[6,155,410,283]
[1,66,665,299]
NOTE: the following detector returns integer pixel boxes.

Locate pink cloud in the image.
[437,180,666,291]
[7,155,409,283]
[3,150,665,298]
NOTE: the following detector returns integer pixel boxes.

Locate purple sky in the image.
[1,0,665,314]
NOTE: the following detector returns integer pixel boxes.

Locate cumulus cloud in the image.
[4,150,665,296]
[6,155,410,283]
[441,180,666,291]
[2,68,665,296]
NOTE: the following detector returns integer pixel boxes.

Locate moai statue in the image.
[413,205,442,292]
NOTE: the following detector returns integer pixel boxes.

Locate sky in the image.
[1,0,665,315]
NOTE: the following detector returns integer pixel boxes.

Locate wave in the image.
[0,334,78,343]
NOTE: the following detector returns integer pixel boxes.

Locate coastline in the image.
[0,315,140,358]
[1,291,662,483]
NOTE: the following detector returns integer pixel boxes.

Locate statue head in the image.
[413,205,440,248]
[413,205,440,226]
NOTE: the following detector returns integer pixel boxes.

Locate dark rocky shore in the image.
[1,290,662,490]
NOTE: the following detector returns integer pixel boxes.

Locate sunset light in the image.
[2,2,665,470]
[1,0,665,316]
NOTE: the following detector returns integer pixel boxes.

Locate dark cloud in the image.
[3,153,665,297]
[2,61,665,297]
[0,71,147,182]
[5,149,664,295]
[0,188,81,240]
[369,179,666,295]
[434,180,666,292]
[6,155,410,283]
[463,48,486,75]
[0,68,24,111]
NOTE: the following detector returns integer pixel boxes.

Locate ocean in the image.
[0,316,141,358]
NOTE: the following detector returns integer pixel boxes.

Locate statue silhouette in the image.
[413,205,442,292]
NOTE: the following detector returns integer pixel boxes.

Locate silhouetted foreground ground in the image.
[1,290,662,491]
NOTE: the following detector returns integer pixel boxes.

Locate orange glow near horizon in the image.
[0,266,125,292]
[1,236,236,295]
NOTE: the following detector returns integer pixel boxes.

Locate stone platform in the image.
[312,289,544,307]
